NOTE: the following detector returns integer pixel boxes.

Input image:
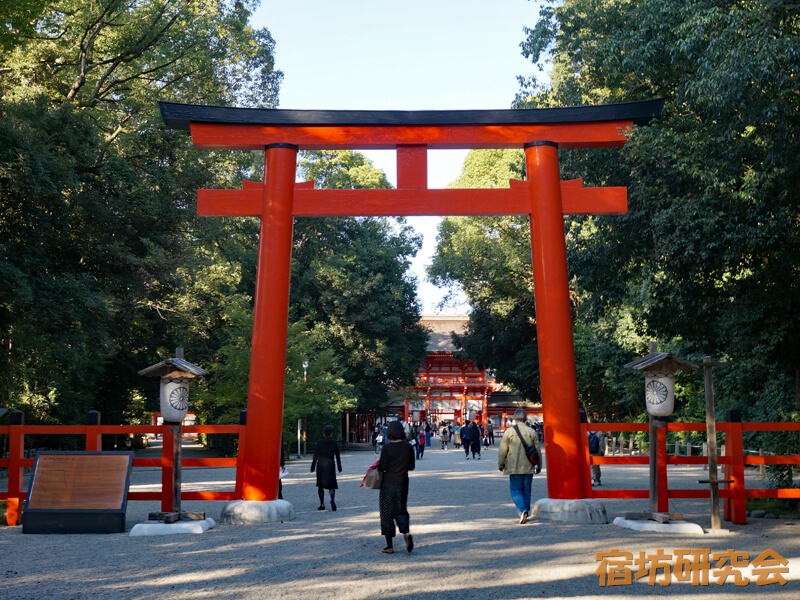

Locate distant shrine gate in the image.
[159,99,664,502]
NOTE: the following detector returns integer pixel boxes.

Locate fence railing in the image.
[0,410,245,526]
[5,411,800,527]
[582,418,800,525]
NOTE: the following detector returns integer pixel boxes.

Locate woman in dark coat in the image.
[377,421,415,553]
[470,421,482,459]
[311,425,342,511]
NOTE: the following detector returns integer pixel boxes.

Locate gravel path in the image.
[2,441,799,599]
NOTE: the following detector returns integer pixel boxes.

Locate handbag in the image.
[513,424,542,472]
[360,460,382,489]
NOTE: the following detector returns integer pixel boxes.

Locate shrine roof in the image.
[158,99,664,131]
[421,315,468,352]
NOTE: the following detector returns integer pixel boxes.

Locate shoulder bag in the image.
[360,460,382,489]
[513,424,542,472]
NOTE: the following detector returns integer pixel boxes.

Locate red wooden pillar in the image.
[482,391,488,431]
[525,141,586,499]
[242,144,298,501]
[657,423,669,513]
[85,410,102,451]
[5,411,24,526]
[234,410,247,499]
[580,416,594,498]
[161,422,174,512]
[725,409,747,524]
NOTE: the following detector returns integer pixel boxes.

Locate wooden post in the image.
[703,356,722,529]
[235,410,247,499]
[5,411,24,526]
[171,424,182,514]
[161,422,174,512]
[85,410,101,451]
[580,411,593,496]
[759,448,765,480]
[656,420,669,513]
[726,408,747,524]
[649,416,658,514]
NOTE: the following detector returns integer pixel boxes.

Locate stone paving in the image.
[2,439,799,599]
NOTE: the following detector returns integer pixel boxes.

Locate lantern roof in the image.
[623,352,698,373]
[138,348,209,379]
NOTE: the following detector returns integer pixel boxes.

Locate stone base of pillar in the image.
[532,498,608,524]
[220,499,295,525]
[613,516,706,534]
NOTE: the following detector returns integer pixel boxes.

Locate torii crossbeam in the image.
[160,99,663,503]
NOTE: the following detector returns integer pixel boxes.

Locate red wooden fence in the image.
[1,412,245,526]
[4,412,799,527]
[581,421,800,525]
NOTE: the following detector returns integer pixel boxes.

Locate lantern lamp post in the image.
[624,341,697,522]
[138,347,209,523]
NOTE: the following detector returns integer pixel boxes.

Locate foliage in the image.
[430,150,644,415]
[433,1,800,451]
[293,150,429,412]
[0,0,282,426]
[1,1,281,121]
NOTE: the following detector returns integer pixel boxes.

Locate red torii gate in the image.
[159,99,663,503]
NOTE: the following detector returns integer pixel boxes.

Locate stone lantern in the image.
[138,348,209,424]
[622,341,698,524]
[133,348,212,534]
[623,342,697,417]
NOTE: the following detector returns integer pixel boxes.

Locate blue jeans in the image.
[509,474,533,516]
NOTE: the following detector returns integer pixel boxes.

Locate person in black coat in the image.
[461,419,472,458]
[377,420,415,553]
[311,425,342,511]
[470,421,482,459]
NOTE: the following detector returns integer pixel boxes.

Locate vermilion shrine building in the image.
[395,316,541,429]
[159,98,663,503]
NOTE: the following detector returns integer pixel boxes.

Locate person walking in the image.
[377,421,415,554]
[487,421,495,445]
[470,420,482,459]
[461,419,472,458]
[278,438,286,500]
[498,408,542,524]
[439,424,450,450]
[372,426,382,454]
[310,425,342,511]
[588,429,608,486]
[417,426,426,460]
[424,421,432,447]
[453,423,462,449]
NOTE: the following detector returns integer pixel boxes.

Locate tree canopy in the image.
[432,1,800,434]
[1,2,428,444]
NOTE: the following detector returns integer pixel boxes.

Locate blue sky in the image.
[252,1,542,313]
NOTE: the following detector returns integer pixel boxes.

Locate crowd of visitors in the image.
[309,414,544,554]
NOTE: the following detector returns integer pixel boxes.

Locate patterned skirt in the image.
[379,482,410,537]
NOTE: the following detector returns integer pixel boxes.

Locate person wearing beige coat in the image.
[497,409,542,524]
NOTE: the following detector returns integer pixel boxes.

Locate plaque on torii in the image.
[159,99,663,503]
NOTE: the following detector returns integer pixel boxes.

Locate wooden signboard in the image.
[23,451,134,534]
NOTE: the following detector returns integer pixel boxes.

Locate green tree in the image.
[292,150,430,411]
[0,0,282,426]
[515,0,800,433]
[429,150,642,416]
